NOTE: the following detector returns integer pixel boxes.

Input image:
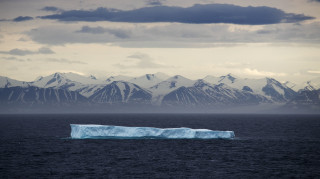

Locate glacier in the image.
[70,124,235,139]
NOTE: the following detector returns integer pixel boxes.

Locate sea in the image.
[1,113,320,178]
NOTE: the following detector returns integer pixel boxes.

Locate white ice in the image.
[70,124,235,139]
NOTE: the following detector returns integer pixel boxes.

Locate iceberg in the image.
[70,124,235,139]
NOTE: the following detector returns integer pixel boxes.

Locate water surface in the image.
[1,114,320,178]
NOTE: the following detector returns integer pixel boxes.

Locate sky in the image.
[0,0,320,83]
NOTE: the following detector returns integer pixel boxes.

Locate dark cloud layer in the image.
[146,0,164,6]
[2,57,26,62]
[0,47,54,56]
[40,4,314,25]
[77,26,130,38]
[13,16,33,22]
[41,6,62,12]
[25,21,320,47]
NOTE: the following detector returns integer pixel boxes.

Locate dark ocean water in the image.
[1,114,320,178]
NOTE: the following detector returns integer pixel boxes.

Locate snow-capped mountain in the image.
[129,73,170,88]
[203,73,241,85]
[149,75,195,104]
[30,72,107,97]
[262,78,297,102]
[89,81,152,104]
[289,89,320,105]
[204,74,296,102]
[284,77,320,92]
[1,72,319,112]
[0,76,30,88]
[299,77,320,91]
[285,89,320,112]
[0,86,87,104]
[31,72,103,88]
[162,80,269,106]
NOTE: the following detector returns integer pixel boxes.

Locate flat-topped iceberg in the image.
[70,124,235,139]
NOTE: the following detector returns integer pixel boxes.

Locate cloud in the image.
[27,25,125,45]
[307,70,320,74]
[1,57,27,62]
[0,47,54,56]
[13,16,33,22]
[114,53,168,68]
[40,4,314,25]
[244,68,287,77]
[38,47,55,54]
[18,37,28,42]
[26,22,320,47]
[41,6,62,12]
[77,26,130,38]
[44,58,87,64]
[146,0,164,6]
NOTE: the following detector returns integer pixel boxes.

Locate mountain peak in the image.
[106,75,132,83]
[145,74,155,80]
[171,75,185,80]
[165,75,193,83]
[153,72,170,80]
[194,79,210,87]
[284,81,296,89]
[173,75,180,79]
[219,73,238,83]
[204,75,217,78]
[265,77,278,84]
[34,76,43,81]
[54,72,62,78]
[226,73,237,78]
[89,75,97,80]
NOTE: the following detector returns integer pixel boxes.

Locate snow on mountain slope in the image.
[105,75,132,83]
[89,81,152,104]
[161,86,215,106]
[129,73,168,88]
[262,78,297,102]
[204,74,264,94]
[0,76,30,88]
[152,72,170,80]
[75,84,106,98]
[203,82,268,104]
[305,81,320,91]
[203,75,220,84]
[149,75,195,104]
[204,74,296,102]
[296,77,320,91]
[31,72,103,88]
[284,81,299,91]
[162,80,269,106]
[29,72,109,97]
[309,77,320,89]
[0,72,302,105]
[288,89,320,106]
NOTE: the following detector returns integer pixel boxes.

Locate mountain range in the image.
[0,72,319,113]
